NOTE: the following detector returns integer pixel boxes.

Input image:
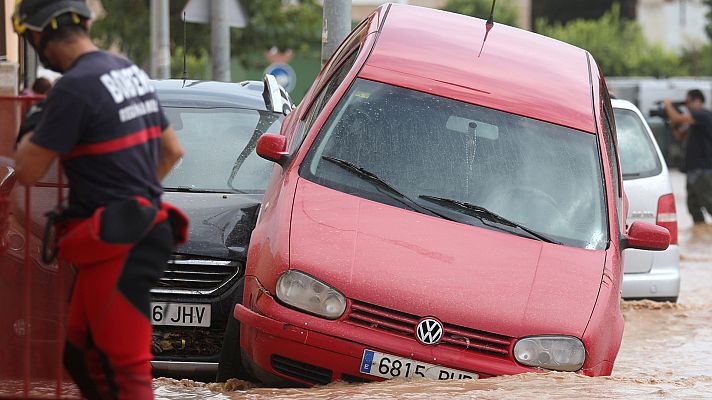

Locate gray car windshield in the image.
[300,79,608,250]
[162,107,282,193]
[613,108,662,179]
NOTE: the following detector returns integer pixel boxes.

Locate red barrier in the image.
[0,96,78,399]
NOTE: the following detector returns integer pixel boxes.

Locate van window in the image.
[614,108,663,179]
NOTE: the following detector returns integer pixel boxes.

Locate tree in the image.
[531,0,636,26]
[536,4,685,77]
[443,0,519,27]
[91,0,322,72]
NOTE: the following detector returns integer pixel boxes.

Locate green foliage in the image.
[90,0,322,75]
[90,0,151,67]
[681,44,712,76]
[536,4,686,77]
[443,0,519,27]
[170,47,209,81]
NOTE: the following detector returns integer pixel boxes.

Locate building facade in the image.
[636,0,710,52]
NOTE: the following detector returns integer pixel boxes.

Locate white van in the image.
[614,99,680,302]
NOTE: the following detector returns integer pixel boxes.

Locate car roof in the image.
[152,79,270,110]
[363,4,595,133]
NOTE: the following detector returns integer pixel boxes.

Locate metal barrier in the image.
[0,96,78,399]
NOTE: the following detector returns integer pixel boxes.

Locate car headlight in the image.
[513,336,586,372]
[275,270,347,319]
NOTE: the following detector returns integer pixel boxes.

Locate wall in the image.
[637,0,709,52]
[3,0,19,62]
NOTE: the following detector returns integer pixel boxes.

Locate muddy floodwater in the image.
[150,171,712,399]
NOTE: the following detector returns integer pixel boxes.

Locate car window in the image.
[290,50,360,155]
[315,20,367,92]
[300,79,608,250]
[613,108,663,180]
[162,107,282,193]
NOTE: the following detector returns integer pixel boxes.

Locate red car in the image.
[217,4,670,386]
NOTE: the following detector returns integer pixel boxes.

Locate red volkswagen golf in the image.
[216,4,670,386]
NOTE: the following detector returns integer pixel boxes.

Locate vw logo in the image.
[415,318,443,345]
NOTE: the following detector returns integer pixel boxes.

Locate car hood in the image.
[289,179,606,338]
[163,191,262,260]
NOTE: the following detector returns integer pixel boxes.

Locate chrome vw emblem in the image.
[415,318,443,345]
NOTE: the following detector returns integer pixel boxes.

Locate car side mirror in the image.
[623,221,670,251]
[256,133,288,166]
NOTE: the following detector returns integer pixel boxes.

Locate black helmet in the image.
[12,0,91,34]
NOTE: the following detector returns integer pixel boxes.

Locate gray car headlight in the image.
[276,270,347,319]
[513,336,586,372]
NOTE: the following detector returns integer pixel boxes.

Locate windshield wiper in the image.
[321,156,456,222]
[622,172,641,178]
[418,195,562,245]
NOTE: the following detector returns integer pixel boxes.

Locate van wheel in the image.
[216,277,253,382]
[655,296,678,303]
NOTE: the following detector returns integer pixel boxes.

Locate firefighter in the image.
[12,1,187,398]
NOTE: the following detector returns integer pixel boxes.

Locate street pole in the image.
[321,0,351,65]
[211,0,231,82]
[24,43,37,90]
[150,0,170,79]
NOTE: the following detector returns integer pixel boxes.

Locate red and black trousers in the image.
[56,198,187,400]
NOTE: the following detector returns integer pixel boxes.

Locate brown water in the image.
[151,171,712,399]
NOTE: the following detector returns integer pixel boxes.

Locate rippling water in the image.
[153,171,712,399]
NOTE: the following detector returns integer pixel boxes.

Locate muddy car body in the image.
[221,4,670,385]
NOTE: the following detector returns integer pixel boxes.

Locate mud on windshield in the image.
[300,79,609,250]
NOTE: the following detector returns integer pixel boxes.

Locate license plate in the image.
[359,349,478,380]
[150,302,211,327]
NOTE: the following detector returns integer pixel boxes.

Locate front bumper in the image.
[236,276,536,386]
[622,245,680,300]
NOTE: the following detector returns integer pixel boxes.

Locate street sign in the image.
[265,63,297,92]
[181,0,247,28]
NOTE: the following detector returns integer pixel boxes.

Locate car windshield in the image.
[613,108,662,179]
[162,107,282,193]
[300,79,608,250]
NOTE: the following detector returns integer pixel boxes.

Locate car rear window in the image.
[162,107,282,193]
[300,79,609,250]
[613,108,662,180]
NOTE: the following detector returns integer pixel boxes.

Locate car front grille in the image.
[152,256,241,295]
[271,355,333,385]
[346,300,513,358]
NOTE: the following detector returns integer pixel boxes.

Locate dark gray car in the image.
[150,79,290,378]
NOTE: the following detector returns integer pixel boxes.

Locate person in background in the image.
[20,76,53,96]
[665,89,712,229]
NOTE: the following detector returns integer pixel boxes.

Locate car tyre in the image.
[216,277,254,382]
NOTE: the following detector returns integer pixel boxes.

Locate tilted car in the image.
[613,99,680,302]
[217,4,670,386]
[150,77,292,378]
